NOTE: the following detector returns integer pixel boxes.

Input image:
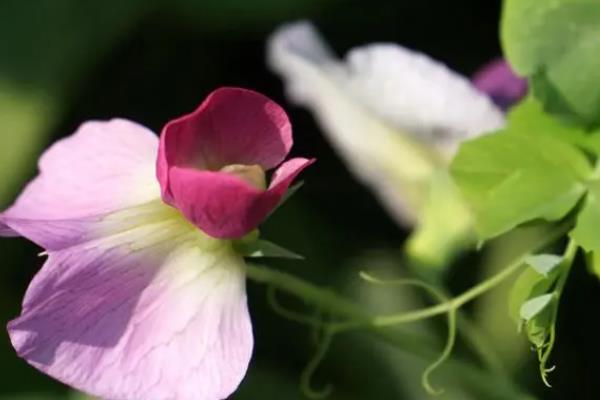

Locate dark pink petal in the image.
[167,157,314,238]
[157,87,292,201]
[8,203,253,400]
[1,119,160,250]
[472,58,527,109]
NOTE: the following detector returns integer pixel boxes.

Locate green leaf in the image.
[508,96,600,154]
[508,254,562,326]
[501,0,600,126]
[520,293,554,321]
[571,181,600,252]
[525,254,563,277]
[234,239,304,260]
[525,300,556,349]
[585,250,600,280]
[509,263,559,350]
[451,130,591,240]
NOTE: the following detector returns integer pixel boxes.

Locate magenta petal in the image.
[1,119,160,249]
[168,157,314,238]
[472,58,527,109]
[157,87,292,201]
[8,206,253,400]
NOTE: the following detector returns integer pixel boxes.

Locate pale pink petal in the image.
[157,87,292,201]
[8,203,252,400]
[166,157,313,238]
[1,119,160,249]
[268,157,314,190]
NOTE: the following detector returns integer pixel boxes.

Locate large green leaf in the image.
[451,130,591,240]
[508,97,600,154]
[501,0,600,126]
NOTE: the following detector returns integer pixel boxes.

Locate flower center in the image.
[220,164,267,190]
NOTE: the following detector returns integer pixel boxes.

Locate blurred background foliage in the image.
[1,0,600,399]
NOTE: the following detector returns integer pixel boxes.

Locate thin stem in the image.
[410,265,508,376]
[328,248,542,333]
[358,273,457,394]
[554,239,578,296]
[245,221,570,399]
[247,263,532,399]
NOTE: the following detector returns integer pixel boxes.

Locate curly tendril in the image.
[359,272,457,395]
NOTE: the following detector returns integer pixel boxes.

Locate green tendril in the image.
[359,272,457,394]
[300,328,335,399]
[266,285,325,327]
[537,325,557,387]
[266,286,336,397]
[244,221,570,399]
[422,307,456,395]
[536,239,578,387]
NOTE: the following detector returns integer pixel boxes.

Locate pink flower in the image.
[1,87,313,400]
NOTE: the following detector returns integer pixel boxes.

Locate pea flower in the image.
[267,21,524,266]
[1,87,313,400]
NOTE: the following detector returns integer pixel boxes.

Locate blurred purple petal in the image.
[472,58,527,109]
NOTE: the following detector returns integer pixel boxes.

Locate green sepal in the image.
[234,236,304,260]
[267,181,304,219]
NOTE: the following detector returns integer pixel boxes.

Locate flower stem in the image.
[246,262,533,399]
[246,221,571,398]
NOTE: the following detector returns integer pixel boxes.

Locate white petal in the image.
[268,21,505,155]
[343,45,505,151]
[267,22,436,223]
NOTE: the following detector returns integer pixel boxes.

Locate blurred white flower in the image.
[267,21,509,266]
[268,21,504,223]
